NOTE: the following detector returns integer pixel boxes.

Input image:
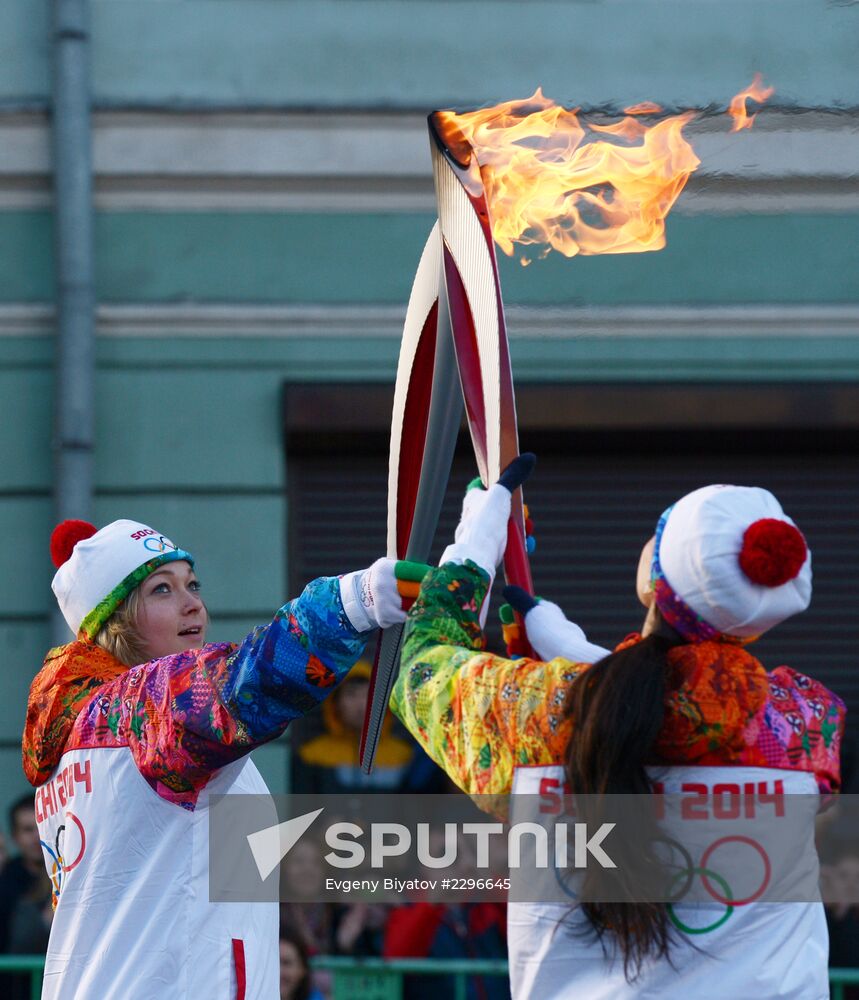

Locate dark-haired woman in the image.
[391,463,844,999]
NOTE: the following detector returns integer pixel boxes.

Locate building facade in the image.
[2,0,858,817]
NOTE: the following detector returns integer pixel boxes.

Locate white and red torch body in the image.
[429,114,534,599]
[360,118,536,773]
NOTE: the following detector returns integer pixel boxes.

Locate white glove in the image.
[524,600,611,663]
[339,558,406,632]
[504,585,610,663]
[440,453,536,579]
[440,482,513,580]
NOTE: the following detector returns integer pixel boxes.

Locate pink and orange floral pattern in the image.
[391,562,845,797]
[24,575,369,809]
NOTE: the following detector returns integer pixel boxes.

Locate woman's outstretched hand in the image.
[339,558,430,632]
[440,453,536,577]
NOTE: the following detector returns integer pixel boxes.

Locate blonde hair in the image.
[93,586,147,667]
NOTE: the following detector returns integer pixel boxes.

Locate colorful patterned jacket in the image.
[390,561,846,1000]
[23,574,371,1000]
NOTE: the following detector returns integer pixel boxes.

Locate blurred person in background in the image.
[280,835,387,989]
[384,900,509,1000]
[821,806,859,998]
[280,840,337,958]
[294,659,414,794]
[279,925,324,1000]
[823,847,859,967]
[383,827,509,1000]
[0,795,53,1000]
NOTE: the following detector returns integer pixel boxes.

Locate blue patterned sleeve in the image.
[220,574,372,738]
[107,575,372,808]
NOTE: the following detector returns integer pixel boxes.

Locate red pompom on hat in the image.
[50,519,97,568]
[739,518,807,588]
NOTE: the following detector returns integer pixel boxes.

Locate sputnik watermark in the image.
[208,792,831,905]
[320,818,615,870]
[241,808,614,881]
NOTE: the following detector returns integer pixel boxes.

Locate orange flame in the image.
[437,89,700,260]
[436,79,773,263]
[624,101,663,115]
[728,73,774,132]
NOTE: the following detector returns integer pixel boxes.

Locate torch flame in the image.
[437,89,700,260]
[728,73,775,132]
[436,79,773,263]
[624,101,663,116]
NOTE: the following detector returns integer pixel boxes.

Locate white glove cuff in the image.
[369,557,408,629]
[439,543,495,581]
[339,569,374,634]
[339,559,408,633]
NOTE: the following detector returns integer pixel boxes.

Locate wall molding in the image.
[1,301,857,339]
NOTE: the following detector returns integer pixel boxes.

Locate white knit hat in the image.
[652,484,811,642]
[50,519,195,639]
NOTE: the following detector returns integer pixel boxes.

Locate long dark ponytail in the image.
[563,628,681,980]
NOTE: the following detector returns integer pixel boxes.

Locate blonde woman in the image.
[24,517,405,1000]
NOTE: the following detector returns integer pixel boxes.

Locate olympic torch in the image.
[360,120,534,773]
[428,111,534,601]
[359,223,463,772]
[361,80,774,771]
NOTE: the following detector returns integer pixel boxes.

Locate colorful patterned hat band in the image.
[78,550,195,641]
[51,519,194,640]
[650,506,750,645]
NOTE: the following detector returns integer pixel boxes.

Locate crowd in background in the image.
[282,659,510,1000]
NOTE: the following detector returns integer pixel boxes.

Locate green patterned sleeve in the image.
[399,560,489,661]
[390,562,513,796]
[391,562,584,796]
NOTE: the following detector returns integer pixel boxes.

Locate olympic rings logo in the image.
[143,535,177,554]
[41,812,87,902]
[666,835,771,934]
[551,833,771,935]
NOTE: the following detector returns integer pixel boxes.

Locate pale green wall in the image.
[2,1,858,108]
[0,211,856,306]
